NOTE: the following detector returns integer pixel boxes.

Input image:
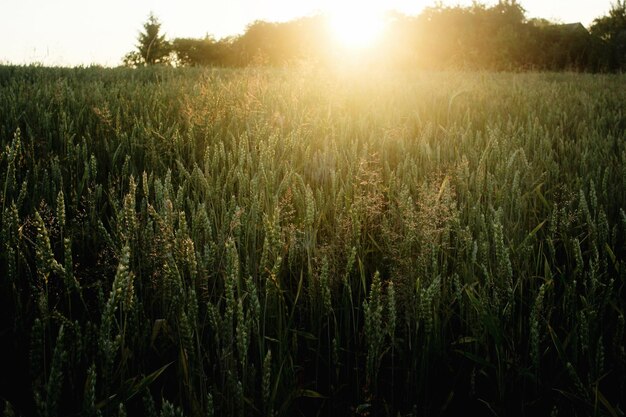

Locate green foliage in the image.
[172,37,235,67]
[0,65,625,417]
[590,0,626,69]
[125,13,171,67]
[125,2,626,71]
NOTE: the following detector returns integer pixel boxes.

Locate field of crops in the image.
[0,65,625,416]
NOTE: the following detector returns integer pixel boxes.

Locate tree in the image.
[131,13,171,66]
[172,37,219,66]
[590,0,626,69]
[122,51,143,68]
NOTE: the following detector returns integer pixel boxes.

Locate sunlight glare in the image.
[329,4,386,49]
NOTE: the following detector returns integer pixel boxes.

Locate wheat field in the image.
[0,65,625,416]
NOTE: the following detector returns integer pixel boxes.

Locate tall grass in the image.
[0,65,625,416]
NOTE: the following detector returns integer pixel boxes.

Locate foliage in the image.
[126,2,626,71]
[0,65,625,417]
[171,37,235,67]
[125,13,172,67]
[590,0,626,69]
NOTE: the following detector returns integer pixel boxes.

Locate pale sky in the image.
[0,0,615,67]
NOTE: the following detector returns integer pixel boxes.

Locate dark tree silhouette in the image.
[121,2,626,72]
[125,13,171,66]
[591,0,626,69]
[172,36,238,67]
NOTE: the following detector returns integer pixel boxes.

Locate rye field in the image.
[0,65,625,416]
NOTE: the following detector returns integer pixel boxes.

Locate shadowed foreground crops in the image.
[0,65,625,416]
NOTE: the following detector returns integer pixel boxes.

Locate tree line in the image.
[124,0,626,71]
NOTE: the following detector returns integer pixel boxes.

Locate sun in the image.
[329,5,386,49]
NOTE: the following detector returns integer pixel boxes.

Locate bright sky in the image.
[0,0,615,67]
